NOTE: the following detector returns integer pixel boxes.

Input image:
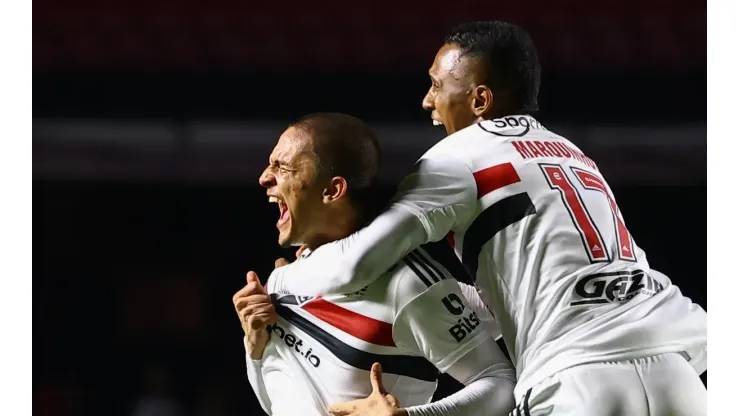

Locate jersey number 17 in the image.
[540,164,636,263]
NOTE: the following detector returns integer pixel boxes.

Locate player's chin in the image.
[277,229,294,248]
[277,236,291,248]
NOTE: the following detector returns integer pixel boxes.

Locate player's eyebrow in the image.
[272,157,296,169]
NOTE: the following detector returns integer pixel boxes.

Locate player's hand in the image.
[233,271,275,331]
[232,271,276,359]
[296,244,309,258]
[328,363,406,416]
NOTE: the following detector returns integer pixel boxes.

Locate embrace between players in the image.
[232,21,708,416]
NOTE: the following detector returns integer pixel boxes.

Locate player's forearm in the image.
[247,329,269,359]
[404,335,517,416]
[244,338,273,414]
[269,204,429,296]
[404,376,515,416]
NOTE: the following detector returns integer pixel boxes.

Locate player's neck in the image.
[303,211,359,251]
[485,108,531,120]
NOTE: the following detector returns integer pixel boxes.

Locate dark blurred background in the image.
[33,0,706,414]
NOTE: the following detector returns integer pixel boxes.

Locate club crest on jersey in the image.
[272,294,315,306]
[570,269,664,306]
[296,296,314,306]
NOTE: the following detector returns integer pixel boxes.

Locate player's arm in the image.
[392,279,516,416]
[407,339,515,416]
[244,338,273,415]
[270,156,478,296]
[456,282,492,321]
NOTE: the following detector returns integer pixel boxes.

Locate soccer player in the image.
[234,113,517,416]
[265,21,708,415]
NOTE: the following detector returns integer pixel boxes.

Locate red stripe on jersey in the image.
[445,231,456,249]
[301,298,396,347]
[473,163,521,198]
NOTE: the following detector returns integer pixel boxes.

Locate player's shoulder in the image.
[384,249,462,312]
[424,115,560,161]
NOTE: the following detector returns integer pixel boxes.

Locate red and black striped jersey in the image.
[268,115,707,403]
[247,247,502,415]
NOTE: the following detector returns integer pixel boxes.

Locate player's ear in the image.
[323,176,348,203]
[472,85,493,117]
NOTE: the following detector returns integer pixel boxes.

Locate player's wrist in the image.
[246,329,269,359]
[247,340,266,359]
[247,345,265,359]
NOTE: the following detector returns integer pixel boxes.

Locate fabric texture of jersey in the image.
[247,248,500,415]
[267,115,707,404]
[398,116,707,399]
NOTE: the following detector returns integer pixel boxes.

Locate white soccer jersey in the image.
[247,248,506,415]
[268,115,707,402]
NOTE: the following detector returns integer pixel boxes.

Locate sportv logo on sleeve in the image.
[570,269,664,306]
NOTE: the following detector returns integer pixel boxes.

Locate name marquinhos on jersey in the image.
[570,270,664,307]
[511,140,598,170]
[268,322,322,368]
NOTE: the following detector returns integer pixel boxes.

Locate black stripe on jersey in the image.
[496,337,512,363]
[570,299,610,306]
[275,304,439,382]
[408,251,443,283]
[271,294,298,305]
[461,192,536,280]
[420,240,476,286]
[402,257,434,287]
[522,388,533,416]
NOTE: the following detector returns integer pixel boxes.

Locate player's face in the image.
[422,43,483,135]
[259,128,326,247]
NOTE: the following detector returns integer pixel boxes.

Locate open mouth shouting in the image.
[269,195,291,229]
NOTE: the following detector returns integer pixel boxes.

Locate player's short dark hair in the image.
[290,112,383,220]
[445,21,541,114]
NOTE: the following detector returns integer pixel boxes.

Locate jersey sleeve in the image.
[269,155,478,297]
[457,282,502,339]
[405,338,516,416]
[391,278,492,372]
[244,338,273,414]
[391,155,479,241]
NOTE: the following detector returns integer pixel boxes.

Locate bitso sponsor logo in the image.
[441,293,482,343]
